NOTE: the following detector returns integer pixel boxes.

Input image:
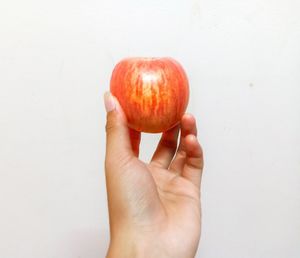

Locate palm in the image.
[130,157,201,215]
[123,115,203,258]
[146,161,200,208]
[147,163,201,236]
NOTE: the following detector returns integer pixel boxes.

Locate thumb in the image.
[104,92,133,167]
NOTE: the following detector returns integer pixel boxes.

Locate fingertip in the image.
[104,91,116,113]
[180,114,197,137]
[182,113,195,123]
[105,92,127,124]
[104,92,134,159]
[111,95,120,111]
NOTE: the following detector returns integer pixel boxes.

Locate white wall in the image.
[0,0,299,257]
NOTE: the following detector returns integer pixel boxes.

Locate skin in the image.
[104,94,204,258]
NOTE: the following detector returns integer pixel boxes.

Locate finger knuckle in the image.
[105,114,117,134]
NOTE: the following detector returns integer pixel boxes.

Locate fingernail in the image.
[104,92,116,112]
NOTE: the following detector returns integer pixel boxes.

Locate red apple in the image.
[110,57,189,133]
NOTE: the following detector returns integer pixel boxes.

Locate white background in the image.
[0,0,299,257]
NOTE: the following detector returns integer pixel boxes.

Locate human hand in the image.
[104,92,204,258]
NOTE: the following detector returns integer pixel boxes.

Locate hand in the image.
[104,92,204,258]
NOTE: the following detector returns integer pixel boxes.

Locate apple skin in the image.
[110,57,189,133]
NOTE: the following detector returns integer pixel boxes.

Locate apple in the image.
[110,57,189,133]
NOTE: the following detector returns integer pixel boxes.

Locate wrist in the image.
[106,239,143,258]
[106,246,137,258]
[106,234,169,258]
